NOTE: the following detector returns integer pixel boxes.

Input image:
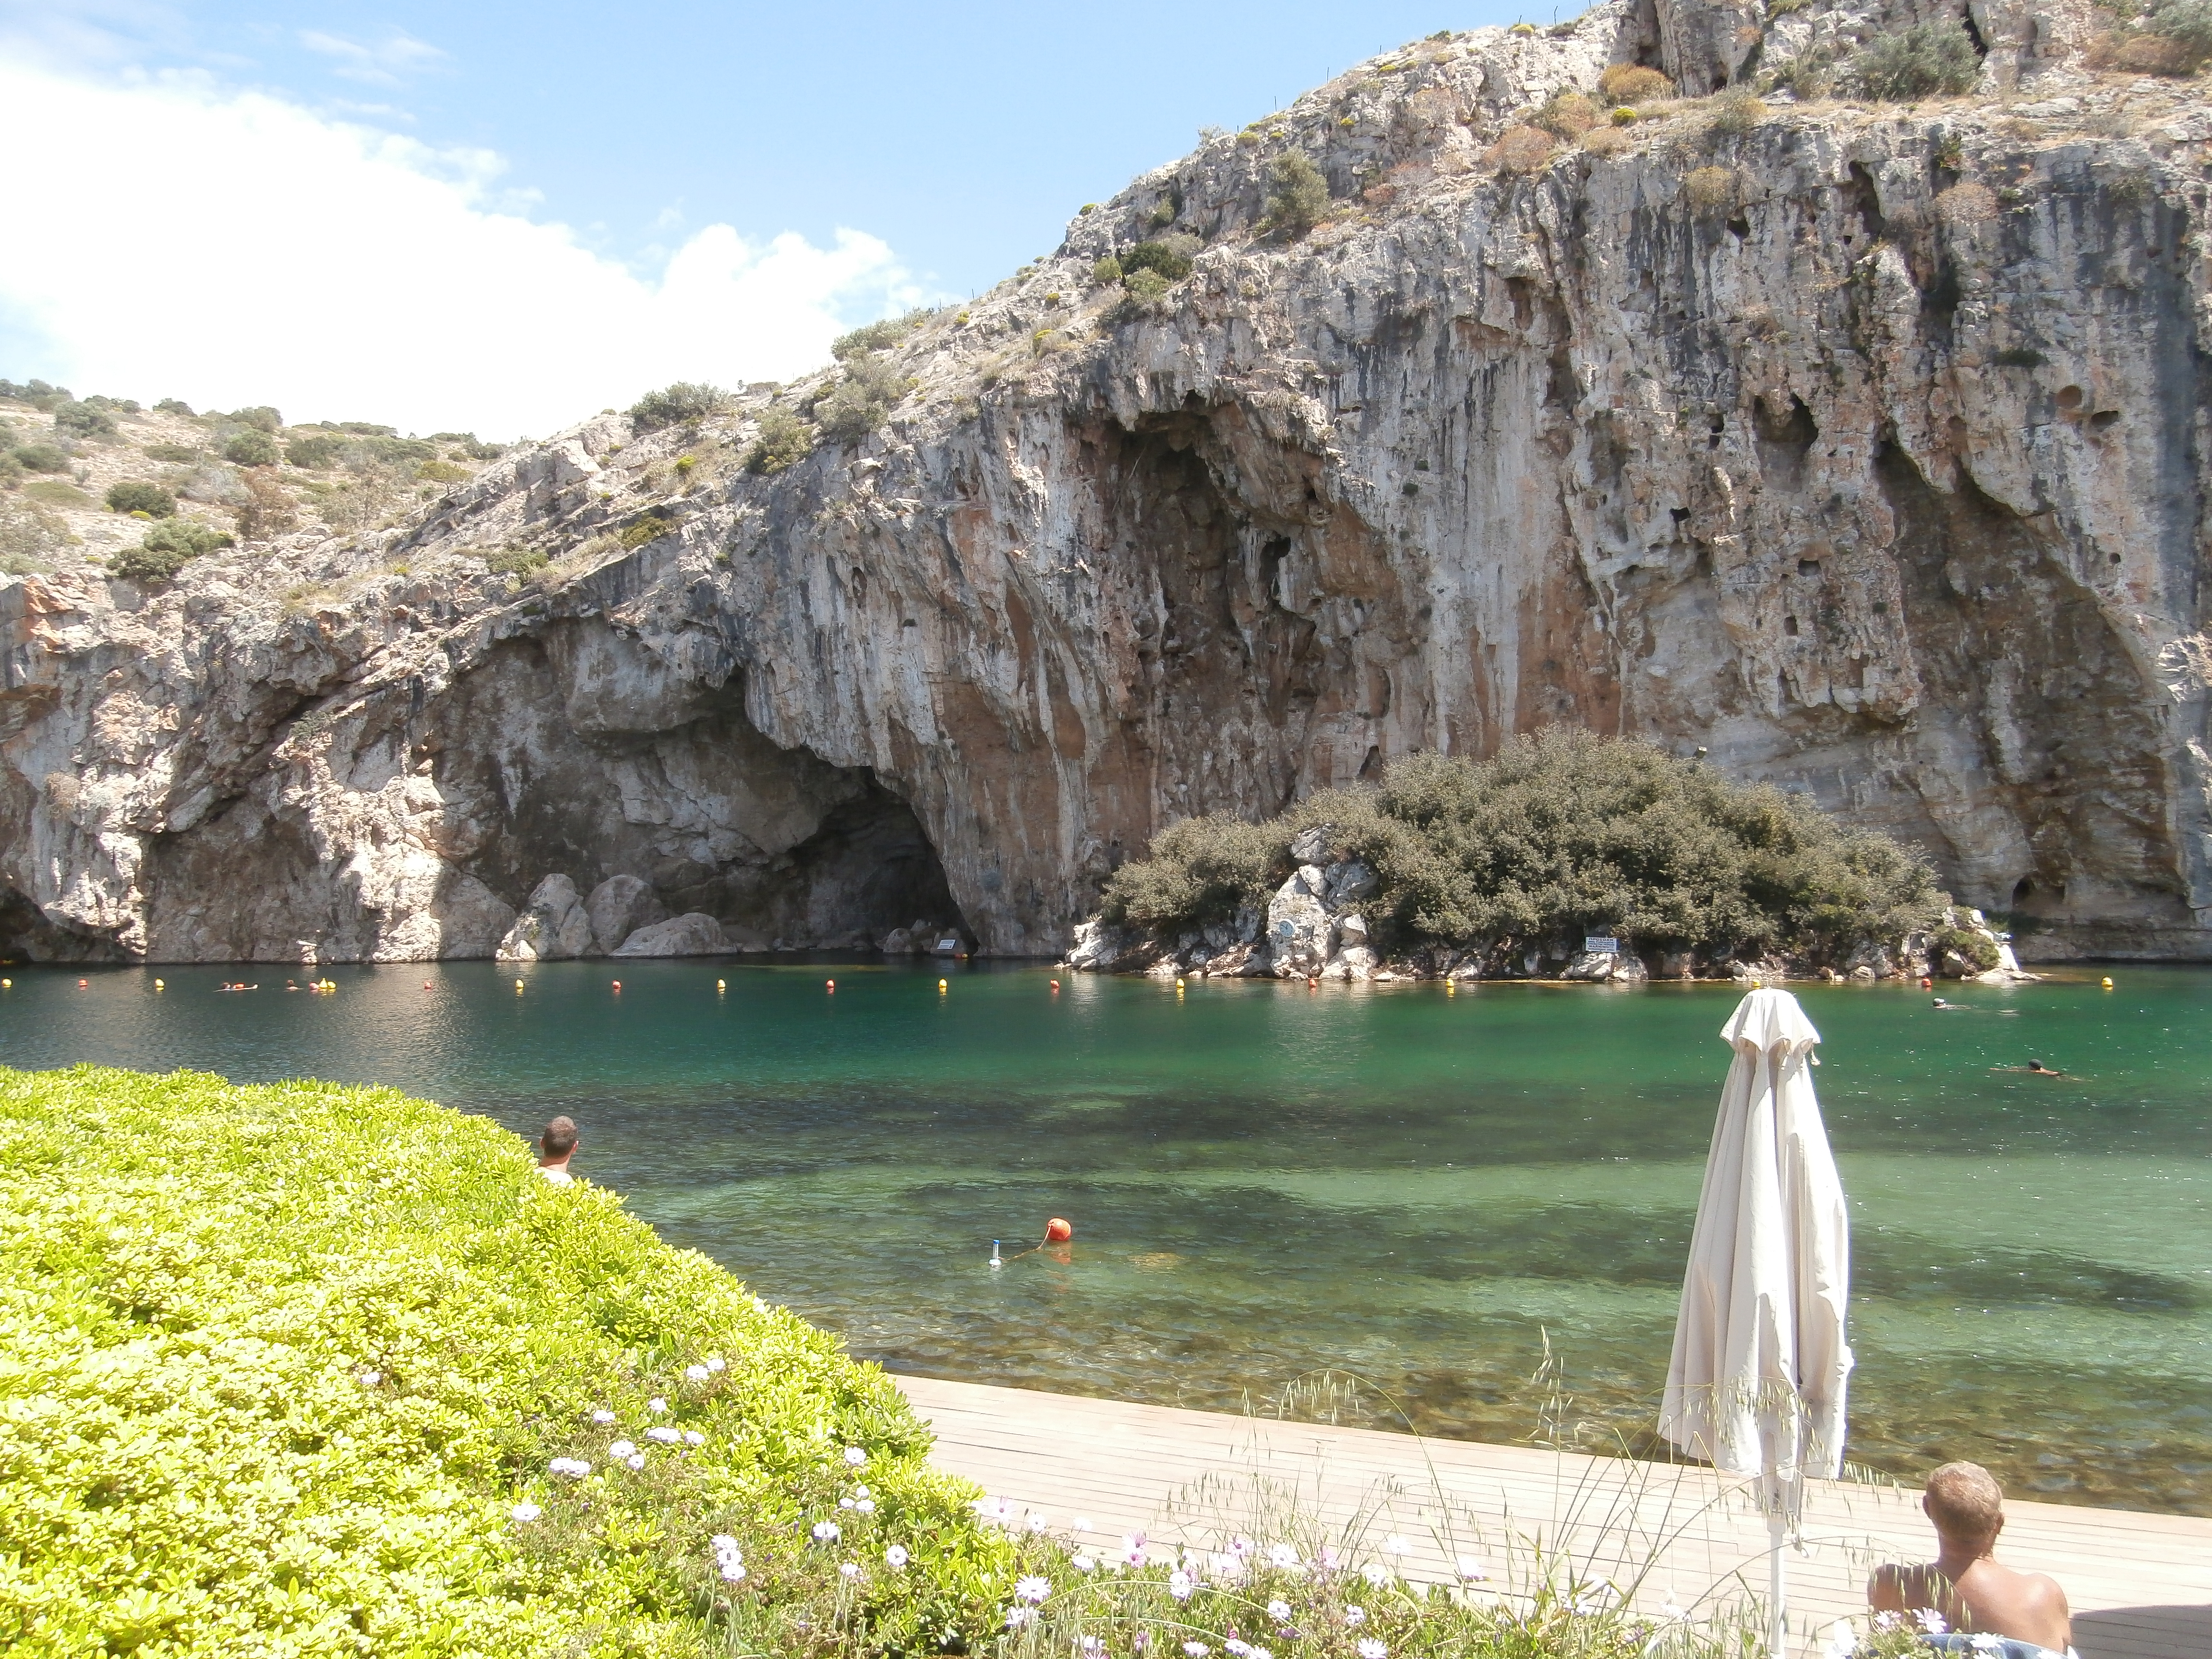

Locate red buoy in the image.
[77,978,88,988]
[1049,979,1060,991]
[1919,975,1933,990]
[826,979,836,992]
[612,980,623,992]
[1045,1217,1073,1243]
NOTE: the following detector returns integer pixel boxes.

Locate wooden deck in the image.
[896,1376,2212,1659]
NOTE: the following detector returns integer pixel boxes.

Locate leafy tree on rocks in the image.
[1853,20,1981,100]
[1102,731,1943,965]
[222,428,280,467]
[111,517,231,583]
[105,481,176,517]
[627,382,731,433]
[1265,153,1331,237]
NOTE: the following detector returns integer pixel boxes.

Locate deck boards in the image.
[895,1375,2212,1659]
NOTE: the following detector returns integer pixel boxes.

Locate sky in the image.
[0,0,1535,437]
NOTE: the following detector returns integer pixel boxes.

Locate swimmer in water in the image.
[1993,1059,2070,1077]
[1932,998,2018,1013]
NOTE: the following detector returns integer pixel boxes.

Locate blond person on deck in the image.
[537,1116,579,1185]
[1869,1462,2074,1658]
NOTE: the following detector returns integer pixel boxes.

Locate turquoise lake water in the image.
[5,959,2207,1514]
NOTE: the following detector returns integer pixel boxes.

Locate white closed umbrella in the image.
[1659,986,1853,1659]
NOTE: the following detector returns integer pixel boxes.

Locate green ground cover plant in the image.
[0,1066,1019,1658]
[629,383,732,433]
[1852,21,1980,100]
[1101,730,1942,964]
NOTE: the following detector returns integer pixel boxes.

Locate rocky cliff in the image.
[5,0,2211,964]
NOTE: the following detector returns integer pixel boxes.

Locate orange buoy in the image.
[423,980,433,990]
[1919,975,1933,990]
[78,978,88,988]
[1045,1217,1073,1243]
[612,980,622,992]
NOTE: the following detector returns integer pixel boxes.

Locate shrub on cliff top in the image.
[745,405,815,474]
[110,516,230,582]
[1852,20,1980,101]
[627,381,731,433]
[0,1065,1011,1658]
[1101,730,1944,961]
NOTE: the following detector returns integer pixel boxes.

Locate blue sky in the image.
[1,0,1534,433]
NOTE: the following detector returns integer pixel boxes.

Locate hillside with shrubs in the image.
[0,378,505,586]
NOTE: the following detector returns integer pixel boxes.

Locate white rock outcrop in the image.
[585,875,665,957]
[495,875,594,962]
[613,913,729,957]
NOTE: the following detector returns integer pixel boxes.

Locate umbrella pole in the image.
[1766,1511,1787,1659]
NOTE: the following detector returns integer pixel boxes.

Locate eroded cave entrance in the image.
[434,636,974,954]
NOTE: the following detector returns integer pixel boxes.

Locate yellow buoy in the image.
[1175,977,1185,989]
[716,978,726,992]
[154,978,166,991]
[938,978,948,993]
[1446,980,1456,995]
[1,979,10,989]
[515,979,524,992]
[2102,976,2114,989]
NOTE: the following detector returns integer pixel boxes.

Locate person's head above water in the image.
[541,1116,578,1164]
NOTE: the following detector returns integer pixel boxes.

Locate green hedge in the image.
[0,1067,1014,1657]
[1102,731,1943,963]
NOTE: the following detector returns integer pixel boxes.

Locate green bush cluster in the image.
[286,434,342,469]
[813,357,913,445]
[831,310,930,361]
[225,405,283,432]
[1102,731,1944,963]
[221,428,280,467]
[9,441,68,473]
[1266,152,1332,236]
[1929,923,2001,972]
[745,406,815,474]
[627,382,732,433]
[0,1066,1014,1658]
[110,518,231,583]
[104,481,176,517]
[1121,239,1195,282]
[0,379,71,410]
[1852,20,1981,100]
[618,515,672,550]
[483,545,550,576]
[52,400,117,439]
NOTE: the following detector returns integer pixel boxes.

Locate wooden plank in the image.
[896,1376,2212,1659]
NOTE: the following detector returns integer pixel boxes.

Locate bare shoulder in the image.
[1866,1562,1922,1607]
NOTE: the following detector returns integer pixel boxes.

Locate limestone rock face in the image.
[1,0,2208,964]
[585,875,665,957]
[613,913,729,957]
[497,874,594,962]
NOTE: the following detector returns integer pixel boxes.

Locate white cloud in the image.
[0,61,925,437]
[298,29,445,87]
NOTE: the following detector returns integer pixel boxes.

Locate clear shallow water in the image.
[5,959,2208,1514]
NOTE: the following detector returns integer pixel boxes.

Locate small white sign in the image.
[1584,936,1618,954]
